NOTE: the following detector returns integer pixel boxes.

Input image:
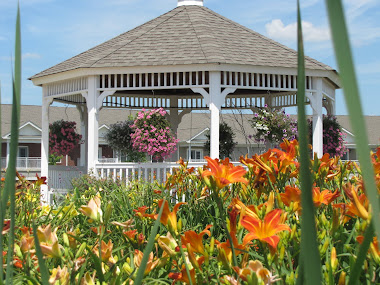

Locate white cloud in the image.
[265,19,330,43]
[344,0,377,20]
[22,53,41,60]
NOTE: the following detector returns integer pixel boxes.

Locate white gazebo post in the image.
[76,104,88,167]
[41,95,53,204]
[308,77,323,158]
[193,71,236,159]
[86,76,99,172]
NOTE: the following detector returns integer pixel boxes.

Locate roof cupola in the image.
[177,0,203,6]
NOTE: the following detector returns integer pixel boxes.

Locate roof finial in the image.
[177,0,203,6]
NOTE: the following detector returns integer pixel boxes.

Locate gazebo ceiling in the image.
[31,4,335,80]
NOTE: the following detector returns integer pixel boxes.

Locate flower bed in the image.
[1,140,379,284]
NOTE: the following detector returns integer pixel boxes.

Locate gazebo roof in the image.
[31,5,334,80]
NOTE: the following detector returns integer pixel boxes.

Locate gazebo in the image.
[30,0,340,202]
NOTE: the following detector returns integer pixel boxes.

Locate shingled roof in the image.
[31,5,334,79]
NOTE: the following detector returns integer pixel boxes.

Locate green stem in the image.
[212,190,238,268]
[178,239,194,285]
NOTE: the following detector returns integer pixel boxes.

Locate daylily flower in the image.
[37,225,61,258]
[20,230,34,253]
[79,196,103,222]
[134,249,160,275]
[181,225,212,256]
[169,267,196,285]
[202,156,248,190]
[158,232,178,257]
[280,185,301,212]
[81,272,96,285]
[230,198,259,219]
[49,266,69,285]
[357,235,380,263]
[312,187,340,208]
[133,206,155,219]
[232,260,280,284]
[35,174,47,187]
[155,199,186,235]
[241,209,290,250]
[94,240,113,263]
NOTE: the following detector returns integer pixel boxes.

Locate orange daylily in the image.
[133,206,155,219]
[202,156,248,190]
[232,260,279,284]
[94,240,113,262]
[20,230,34,253]
[357,235,380,262]
[241,209,290,250]
[351,190,370,220]
[312,187,340,208]
[181,225,212,256]
[79,196,103,222]
[230,198,259,219]
[134,249,160,275]
[280,185,301,212]
[169,267,196,285]
[155,199,186,235]
[37,224,61,258]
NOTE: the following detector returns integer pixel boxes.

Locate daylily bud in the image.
[75,242,87,259]
[265,192,275,214]
[320,238,329,255]
[332,208,340,233]
[122,262,133,274]
[286,272,295,284]
[209,237,215,255]
[14,244,23,259]
[338,271,346,285]
[177,218,183,233]
[63,233,70,248]
[319,229,326,240]
[290,224,297,240]
[104,202,113,225]
[276,193,284,208]
[279,244,285,263]
[331,247,338,272]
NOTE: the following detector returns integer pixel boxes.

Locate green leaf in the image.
[134,200,166,285]
[2,4,22,284]
[325,0,380,241]
[296,1,322,284]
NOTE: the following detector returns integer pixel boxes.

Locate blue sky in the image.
[0,0,379,115]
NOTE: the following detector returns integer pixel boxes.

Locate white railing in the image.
[1,157,41,170]
[95,161,244,184]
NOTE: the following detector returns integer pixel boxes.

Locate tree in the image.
[204,122,237,159]
[104,120,146,162]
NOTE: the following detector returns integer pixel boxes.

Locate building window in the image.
[188,149,203,161]
[18,146,28,158]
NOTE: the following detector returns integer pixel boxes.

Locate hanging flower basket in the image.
[49,120,82,156]
[130,108,179,160]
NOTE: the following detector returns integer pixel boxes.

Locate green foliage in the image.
[204,122,237,159]
[104,120,146,162]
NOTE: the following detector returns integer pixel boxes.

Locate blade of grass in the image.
[325,0,380,241]
[1,5,21,284]
[32,223,50,285]
[134,200,165,285]
[348,222,374,285]
[296,1,322,284]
